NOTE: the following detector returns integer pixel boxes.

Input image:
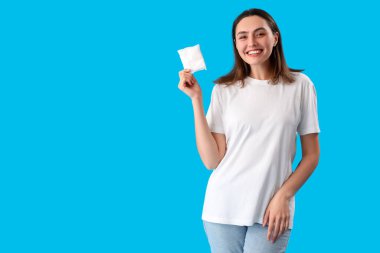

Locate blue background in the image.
[1,0,379,252]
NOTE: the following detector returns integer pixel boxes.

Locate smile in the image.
[246,49,263,57]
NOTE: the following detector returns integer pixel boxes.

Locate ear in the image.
[274,32,279,45]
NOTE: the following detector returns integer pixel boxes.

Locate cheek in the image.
[264,38,275,48]
[236,44,245,54]
[239,49,246,58]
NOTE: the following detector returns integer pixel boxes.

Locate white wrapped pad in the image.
[177,44,207,73]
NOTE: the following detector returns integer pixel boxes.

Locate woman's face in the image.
[235,16,278,67]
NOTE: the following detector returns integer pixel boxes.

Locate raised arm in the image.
[178,69,226,170]
[192,96,227,169]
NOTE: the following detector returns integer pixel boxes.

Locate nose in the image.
[248,34,258,47]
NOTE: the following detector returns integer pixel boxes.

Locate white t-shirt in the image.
[202,72,320,229]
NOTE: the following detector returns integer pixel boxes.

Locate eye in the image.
[256,32,265,37]
[239,36,247,40]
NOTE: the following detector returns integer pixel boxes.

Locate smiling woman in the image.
[214,8,303,87]
[177,8,321,253]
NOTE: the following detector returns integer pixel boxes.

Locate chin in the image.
[245,55,270,65]
[245,59,265,66]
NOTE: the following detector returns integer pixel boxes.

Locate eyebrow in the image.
[236,27,266,36]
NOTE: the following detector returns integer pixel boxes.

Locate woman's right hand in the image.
[178,69,202,100]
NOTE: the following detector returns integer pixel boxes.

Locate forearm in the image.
[277,154,320,200]
[192,96,220,169]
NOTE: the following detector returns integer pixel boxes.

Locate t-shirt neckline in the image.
[246,76,270,85]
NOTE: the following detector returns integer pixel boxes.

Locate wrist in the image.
[277,189,293,201]
[191,95,202,103]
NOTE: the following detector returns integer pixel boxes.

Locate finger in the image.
[272,218,281,243]
[180,76,191,85]
[278,219,286,239]
[179,81,187,89]
[285,220,289,232]
[285,217,289,230]
[186,78,194,86]
[185,75,196,85]
[183,72,194,79]
[182,74,193,81]
[267,216,275,241]
[180,70,192,79]
[181,77,191,87]
[263,211,269,227]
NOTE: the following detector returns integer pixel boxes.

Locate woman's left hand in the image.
[262,192,291,243]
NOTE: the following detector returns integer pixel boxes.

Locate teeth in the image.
[247,50,262,55]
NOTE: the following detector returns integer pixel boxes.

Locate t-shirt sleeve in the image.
[206,85,225,134]
[297,78,321,136]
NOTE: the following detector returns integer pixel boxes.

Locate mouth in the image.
[246,49,263,57]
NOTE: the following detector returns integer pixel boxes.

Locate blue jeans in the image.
[203,221,291,253]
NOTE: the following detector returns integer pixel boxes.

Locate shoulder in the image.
[210,84,224,101]
[213,79,241,90]
[291,72,316,90]
[212,82,236,93]
[210,83,238,105]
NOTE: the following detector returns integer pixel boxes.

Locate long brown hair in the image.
[214,8,303,87]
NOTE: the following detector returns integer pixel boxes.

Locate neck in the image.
[249,62,272,80]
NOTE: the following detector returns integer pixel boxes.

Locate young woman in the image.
[178,8,320,253]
